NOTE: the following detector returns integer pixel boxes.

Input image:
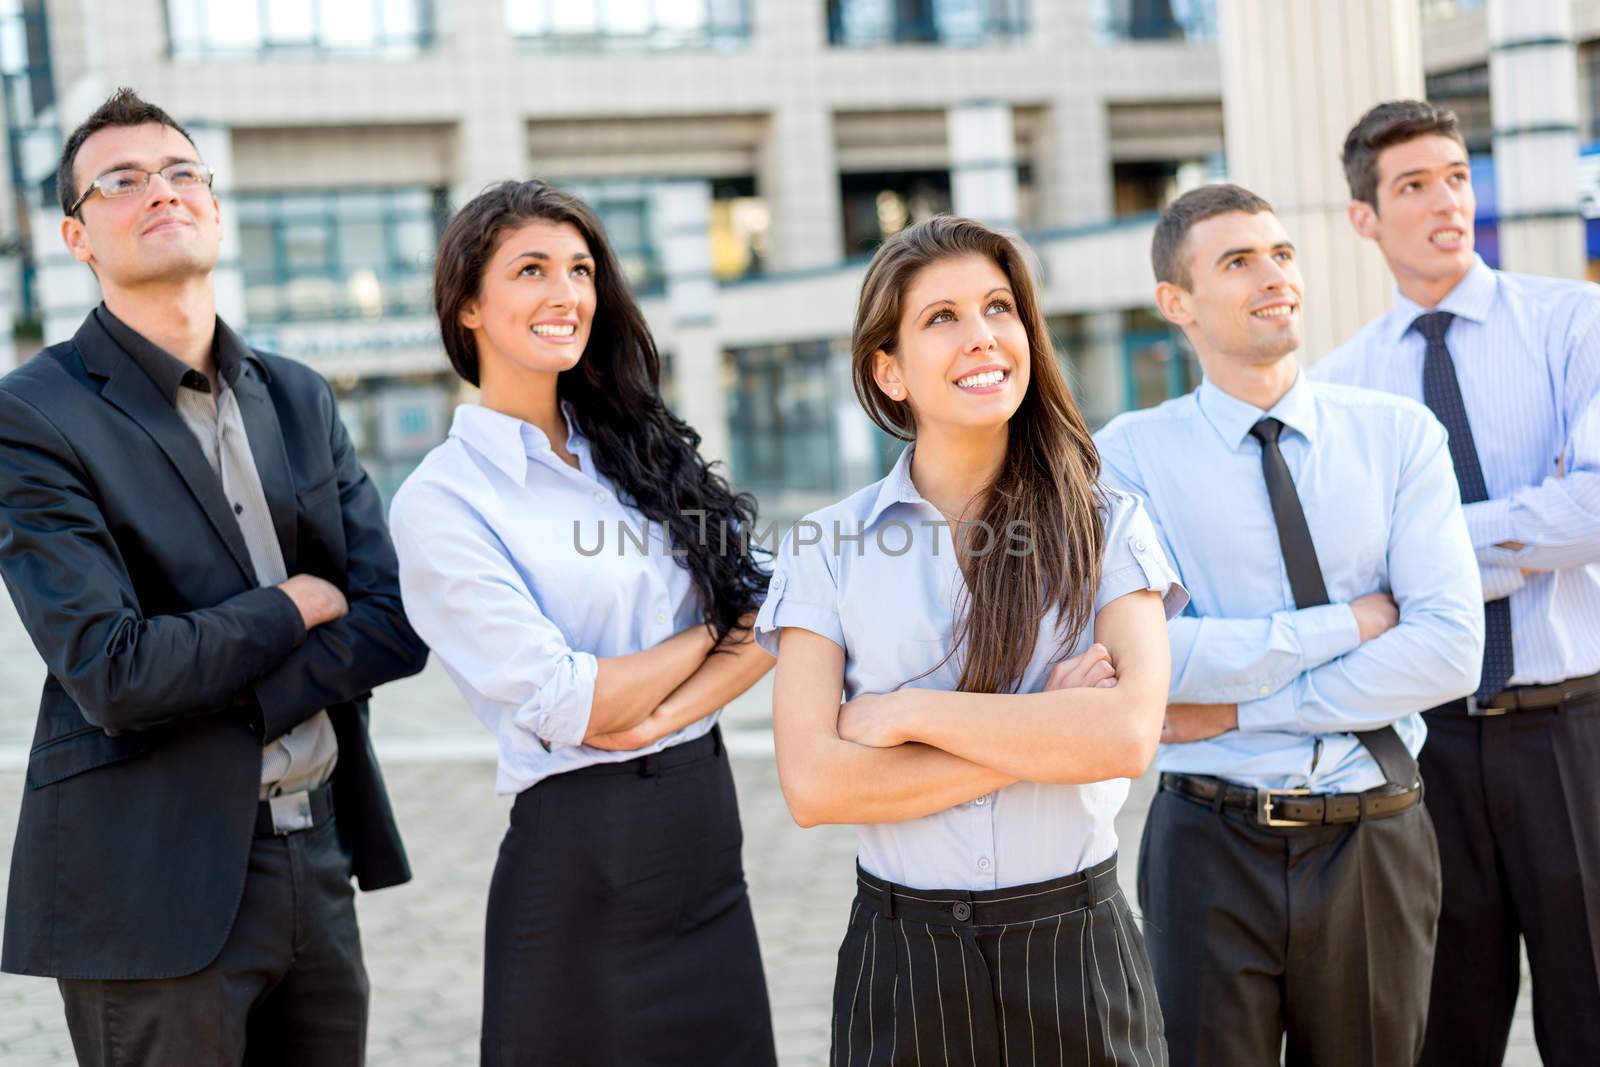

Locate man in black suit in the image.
[0,88,428,1065]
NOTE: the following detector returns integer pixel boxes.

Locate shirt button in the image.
[951,901,972,922]
[1134,539,1148,552]
[655,612,667,624]
[974,796,987,806]
[593,490,606,503]
[234,503,243,515]
[1258,686,1270,696]
[977,856,992,872]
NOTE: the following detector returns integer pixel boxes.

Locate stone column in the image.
[761,103,843,271]
[1038,94,1113,227]
[190,123,247,327]
[656,179,729,465]
[1074,311,1126,428]
[948,101,1019,230]
[1488,0,1586,277]
[1218,0,1424,361]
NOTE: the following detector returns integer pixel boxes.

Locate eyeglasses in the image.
[68,162,215,216]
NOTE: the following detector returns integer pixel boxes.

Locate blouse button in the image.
[593,490,607,503]
[974,796,987,806]
[655,612,667,624]
[1134,539,1148,552]
[977,856,992,872]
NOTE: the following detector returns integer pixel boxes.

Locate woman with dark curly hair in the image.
[389,180,777,1066]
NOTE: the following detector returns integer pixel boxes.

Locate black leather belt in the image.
[1160,772,1422,828]
[1439,670,1600,717]
[255,781,336,837]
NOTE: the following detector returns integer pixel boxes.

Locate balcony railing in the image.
[828,1,1027,48]
[167,0,432,59]
[1096,0,1216,44]
[507,0,751,52]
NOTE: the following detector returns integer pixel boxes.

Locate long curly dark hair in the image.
[434,179,765,643]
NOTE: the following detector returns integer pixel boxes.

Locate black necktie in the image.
[1414,311,1514,705]
[1249,417,1418,788]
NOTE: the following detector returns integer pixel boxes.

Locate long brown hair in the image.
[851,216,1104,694]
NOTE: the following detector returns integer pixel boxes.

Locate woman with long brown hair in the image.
[389,180,776,1065]
[756,216,1185,1066]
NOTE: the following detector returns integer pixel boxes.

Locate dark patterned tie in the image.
[1249,418,1418,787]
[1414,311,1514,705]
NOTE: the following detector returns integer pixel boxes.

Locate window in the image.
[236,187,445,324]
[1421,0,1485,22]
[561,179,666,295]
[506,0,751,51]
[1112,159,1211,218]
[727,341,840,494]
[1427,66,1491,152]
[840,170,952,258]
[1,0,58,320]
[1123,310,1197,411]
[709,176,768,281]
[828,0,1026,47]
[167,0,430,58]
[1094,0,1216,44]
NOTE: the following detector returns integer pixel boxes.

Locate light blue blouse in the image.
[755,445,1186,891]
[390,403,718,795]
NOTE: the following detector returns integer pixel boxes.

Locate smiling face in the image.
[1351,133,1475,296]
[60,122,220,288]
[871,253,1032,438]
[461,218,597,381]
[1156,209,1304,369]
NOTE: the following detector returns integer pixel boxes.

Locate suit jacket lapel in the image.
[74,315,258,586]
[224,333,299,573]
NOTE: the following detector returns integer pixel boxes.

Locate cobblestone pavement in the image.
[0,598,1541,1065]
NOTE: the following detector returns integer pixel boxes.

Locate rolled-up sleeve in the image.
[1094,489,1189,619]
[754,523,844,654]
[391,484,597,747]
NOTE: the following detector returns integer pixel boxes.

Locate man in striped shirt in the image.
[1319,99,1600,1067]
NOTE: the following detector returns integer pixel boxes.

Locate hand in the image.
[836,691,908,748]
[1349,592,1399,644]
[586,708,672,751]
[1162,703,1238,744]
[277,574,348,630]
[1045,643,1118,690]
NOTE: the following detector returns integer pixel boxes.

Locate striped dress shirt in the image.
[1316,255,1600,687]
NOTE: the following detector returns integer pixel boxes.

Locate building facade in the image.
[0,0,1592,516]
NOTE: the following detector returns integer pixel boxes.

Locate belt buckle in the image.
[268,790,315,835]
[1256,788,1313,827]
[1466,696,1508,717]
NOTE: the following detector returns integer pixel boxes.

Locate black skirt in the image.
[480,727,777,1067]
[834,854,1166,1067]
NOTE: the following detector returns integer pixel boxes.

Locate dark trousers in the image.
[480,728,776,1067]
[1138,788,1440,1067]
[57,814,368,1067]
[834,854,1166,1067]
[1418,695,1600,1067]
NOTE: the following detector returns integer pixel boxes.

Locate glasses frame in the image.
[68,162,216,217]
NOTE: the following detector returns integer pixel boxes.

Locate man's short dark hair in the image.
[1342,100,1466,208]
[57,87,198,216]
[1151,183,1274,290]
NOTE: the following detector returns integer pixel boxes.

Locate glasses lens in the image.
[165,163,209,187]
[99,170,148,197]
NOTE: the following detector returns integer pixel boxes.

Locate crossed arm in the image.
[770,588,1171,827]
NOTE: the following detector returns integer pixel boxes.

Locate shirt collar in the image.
[95,303,261,403]
[861,443,926,530]
[448,401,585,485]
[1385,253,1498,344]
[1195,369,1318,451]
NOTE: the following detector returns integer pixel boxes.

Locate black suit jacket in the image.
[0,311,428,980]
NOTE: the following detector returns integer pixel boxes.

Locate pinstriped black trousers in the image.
[832,855,1167,1067]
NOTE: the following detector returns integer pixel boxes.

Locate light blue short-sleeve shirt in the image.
[756,445,1186,891]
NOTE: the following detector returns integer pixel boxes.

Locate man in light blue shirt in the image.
[1319,99,1600,1067]
[1096,184,1484,1065]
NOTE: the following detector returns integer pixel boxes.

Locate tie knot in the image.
[1249,417,1284,446]
[1413,311,1454,344]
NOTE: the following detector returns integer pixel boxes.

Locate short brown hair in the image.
[1342,100,1466,208]
[57,88,198,216]
[1151,183,1274,289]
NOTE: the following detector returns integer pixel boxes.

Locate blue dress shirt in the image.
[1317,255,1600,686]
[1095,374,1485,793]
[390,403,718,795]
[755,445,1187,891]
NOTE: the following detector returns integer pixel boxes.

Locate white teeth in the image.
[1252,305,1294,319]
[956,370,1006,389]
[532,324,576,337]
[1431,230,1462,245]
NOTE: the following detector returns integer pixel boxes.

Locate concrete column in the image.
[1074,311,1125,427]
[1488,0,1586,277]
[948,101,1019,230]
[0,260,15,371]
[1038,94,1112,227]
[761,103,842,271]
[656,179,729,465]
[450,0,525,205]
[1218,0,1424,361]
[35,198,96,344]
